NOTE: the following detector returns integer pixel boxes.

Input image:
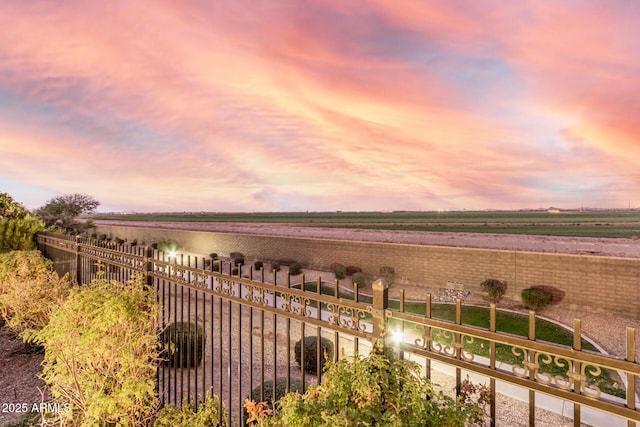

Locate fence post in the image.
[144,247,154,287]
[75,235,82,285]
[371,278,389,345]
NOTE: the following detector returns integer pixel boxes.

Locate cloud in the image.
[1,1,639,210]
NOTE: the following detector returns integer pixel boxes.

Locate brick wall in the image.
[95,225,640,318]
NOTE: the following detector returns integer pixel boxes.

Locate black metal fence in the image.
[37,232,639,427]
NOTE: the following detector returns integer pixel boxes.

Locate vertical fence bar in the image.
[490,304,496,427]
[455,299,462,397]
[529,311,536,427]
[573,319,582,427]
[425,294,432,380]
[627,327,637,427]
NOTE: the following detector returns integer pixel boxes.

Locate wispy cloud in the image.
[1,1,639,211]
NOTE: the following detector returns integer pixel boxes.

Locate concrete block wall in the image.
[95,225,640,319]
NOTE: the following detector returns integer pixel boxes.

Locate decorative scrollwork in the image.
[432,329,456,357]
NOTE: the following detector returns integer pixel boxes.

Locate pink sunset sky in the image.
[1,1,639,212]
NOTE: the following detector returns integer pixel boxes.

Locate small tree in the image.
[480,279,507,303]
[36,193,99,234]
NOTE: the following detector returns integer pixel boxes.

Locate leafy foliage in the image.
[0,251,69,334]
[26,274,160,427]
[154,389,228,427]
[254,260,264,270]
[161,322,204,368]
[331,263,346,280]
[351,272,365,287]
[36,193,99,234]
[289,262,302,276]
[295,336,334,374]
[521,287,553,310]
[379,266,395,283]
[0,193,43,251]
[257,340,488,426]
[245,378,306,421]
[480,278,507,303]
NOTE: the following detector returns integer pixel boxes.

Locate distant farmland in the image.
[91,210,640,238]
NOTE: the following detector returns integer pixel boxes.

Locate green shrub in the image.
[0,218,43,251]
[0,251,70,334]
[130,239,138,246]
[254,260,264,270]
[115,237,125,245]
[521,287,552,310]
[209,252,218,260]
[234,257,245,266]
[154,389,228,427]
[352,272,366,287]
[289,262,302,276]
[480,278,507,303]
[90,233,97,239]
[263,342,488,426]
[295,336,334,374]
[161,321,205,368]
[379,266,395,283]
[97,234,107,241]
[331,263,346,280]
[244,378,306,421]
[151,242,158,249]
[271,262,280,272]
[345,266,362,276]
[25,274,160,427]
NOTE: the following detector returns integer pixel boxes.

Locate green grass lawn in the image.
[292,282,625,398]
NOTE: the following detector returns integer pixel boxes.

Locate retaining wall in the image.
[95,225,640,319]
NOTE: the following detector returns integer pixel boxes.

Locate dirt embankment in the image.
[94,220,640,258]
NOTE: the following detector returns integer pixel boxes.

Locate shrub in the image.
[0,218,43,251]
[244,378,306,420]
[25,274,160,427]
[379,266,395,283]
[115,237,125,245]
[209,252,218,260]
[259,342,488,426]
[331,263,346,280]
[0,251,70,334]
[234,257,245,266]
[352,272,366,287]
[277,258,296,267]
[289,262,302,276]
[480,278,507,303]
[271,262,280,272]
[97,234,107,241]
[90,233,97,239]
[254,260,264,270]
[130,239,137,246]
[295,336,334,374]
[161,321,205,368]
[521,287,553,310]
[154,388,228,427]
[345,266,362,276]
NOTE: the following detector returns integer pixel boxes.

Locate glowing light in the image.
[168,250,177,258]
[391,330,404,343]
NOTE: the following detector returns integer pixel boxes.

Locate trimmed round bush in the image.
[295,336,334,374]
[521,287,552,310]
[352,272,366,287]
[331,263,346,280]
[346,266,362,276]
[254,260,264,270]
[162,322,205,368]
[271,262,280,272]
[234,257,244,266]
[289,262,302,276]
[480,278,507,303]
[244,378,306,420]
[209,252,218,260]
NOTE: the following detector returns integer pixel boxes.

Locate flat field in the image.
[91,210,640,238]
